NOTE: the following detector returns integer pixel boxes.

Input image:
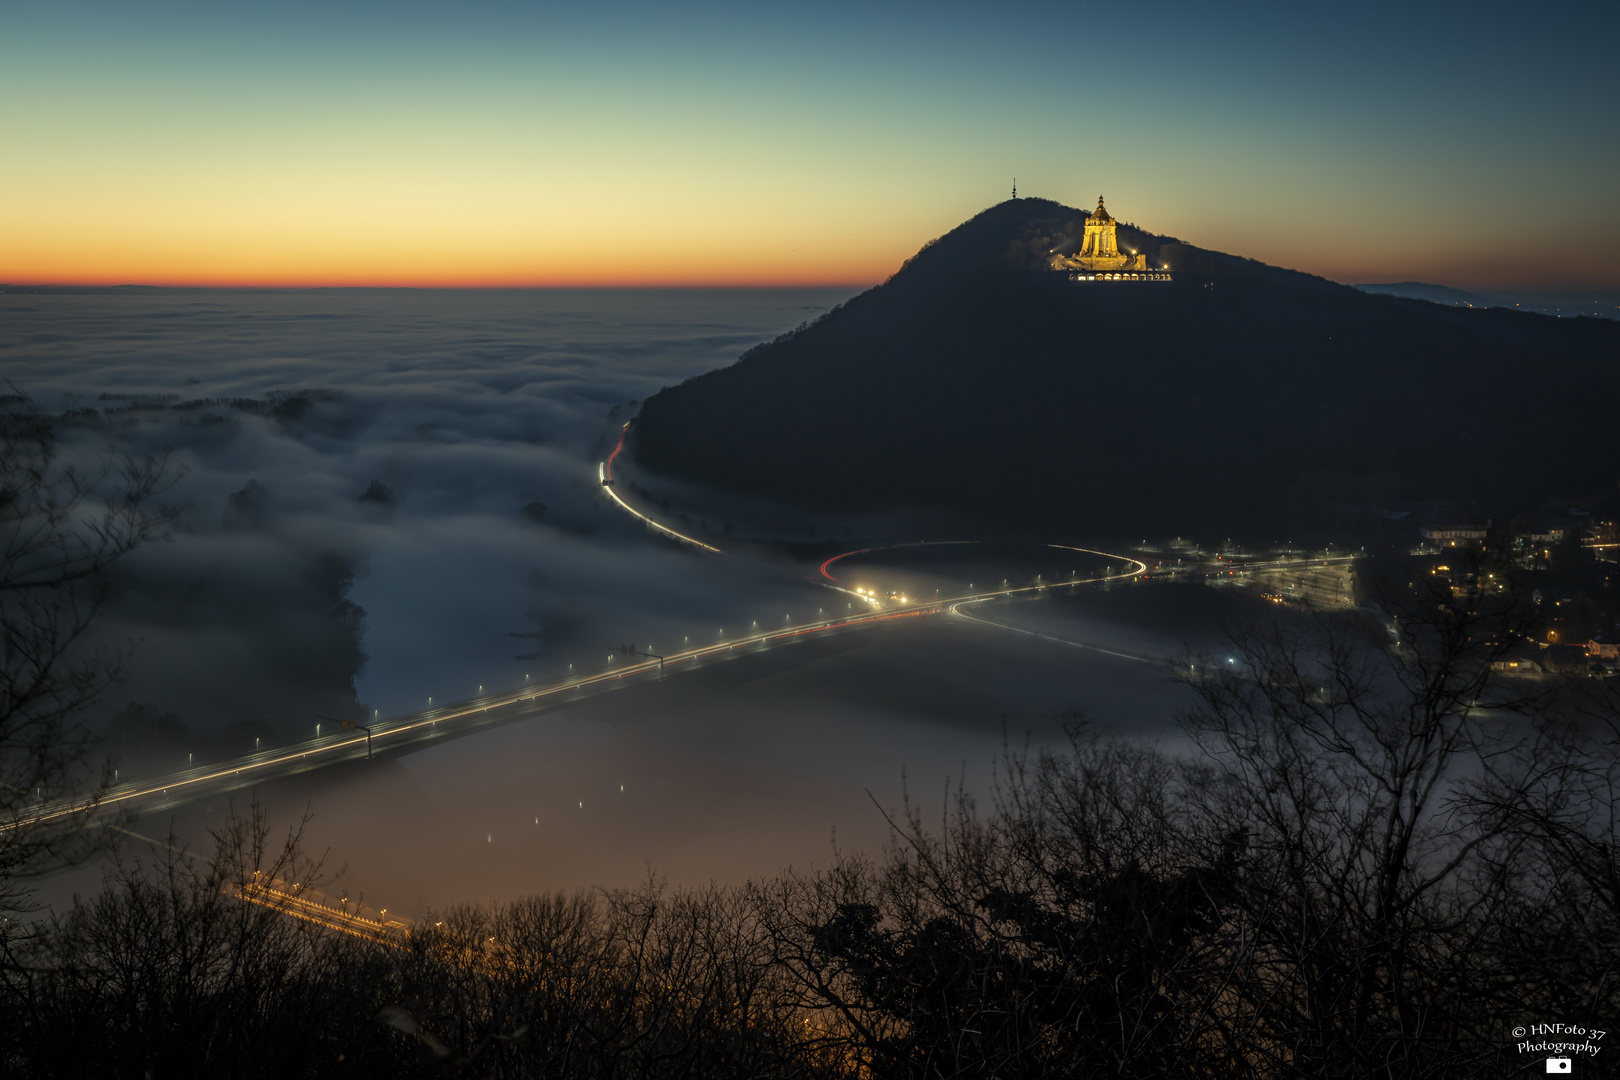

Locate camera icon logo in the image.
[1547,1058,1572,1073]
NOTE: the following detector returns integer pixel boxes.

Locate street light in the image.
[617,643,665,679]
[317,714,375,758]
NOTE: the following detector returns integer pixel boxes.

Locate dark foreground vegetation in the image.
[3,361,1616,1078]
[4,594,1617,1079]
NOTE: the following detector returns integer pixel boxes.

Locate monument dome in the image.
[1051,196,1165,279]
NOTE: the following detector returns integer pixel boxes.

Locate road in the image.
[599,421,720,552]
[107,823,413,943]
[10,603,932,828]
[17,431,1354,832]
[11,550,1145,830]
[948,600,1160,663]
[238,877,413,945]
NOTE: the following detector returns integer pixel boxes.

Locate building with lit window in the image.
[1419,522,1490,545]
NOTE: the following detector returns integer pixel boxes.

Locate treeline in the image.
[5,598,1618,1078]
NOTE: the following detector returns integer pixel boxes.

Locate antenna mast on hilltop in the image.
[1012,178,1017,200]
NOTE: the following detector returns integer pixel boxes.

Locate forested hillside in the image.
[634,198,1620,541]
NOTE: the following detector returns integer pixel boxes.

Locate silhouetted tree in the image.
[5,550,1617,1078]
[0,398,177,916]
[752,577,1615,1077]
[1,810,836,1079]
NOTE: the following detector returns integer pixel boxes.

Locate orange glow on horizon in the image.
[0,267,888,289]
[0,165,930,288]
[0,231,898,289]
[4,6,1616,295]
[6,187,1613,292]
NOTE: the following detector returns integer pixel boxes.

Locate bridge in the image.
[11,430,1354,837]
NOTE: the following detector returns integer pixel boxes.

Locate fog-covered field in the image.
[5,288,857,737]
[5,288,1215,904]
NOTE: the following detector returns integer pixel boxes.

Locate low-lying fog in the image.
[5,288,1237,911]
[104,611,1198,917]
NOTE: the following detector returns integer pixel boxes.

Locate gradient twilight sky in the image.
[3,1,1615,290]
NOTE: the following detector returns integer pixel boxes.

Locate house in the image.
[1542,644,1600,675]
[1489,642,1544,674]
[1420,523,1489,545]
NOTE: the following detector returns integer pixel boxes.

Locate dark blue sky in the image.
[4,1,1614,287]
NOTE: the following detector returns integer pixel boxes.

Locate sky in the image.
[2,0,1616,290]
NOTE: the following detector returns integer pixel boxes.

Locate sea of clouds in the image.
[6,284,1218,906]
[3,287,858,760]
[7,287,1203,903]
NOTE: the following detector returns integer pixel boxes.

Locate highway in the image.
[9,547,1145,831]
[9,604,936,828]
[11,430,1346,835]
[599,421,720,552]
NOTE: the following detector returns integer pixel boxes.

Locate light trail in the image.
[927,547,1151,655]
[9,596,960,828]
[819,540,980,584]
[8,427,1362,949]
[821,540,1148,586]
[12,561,1152,828]
[948,601,1155,662]
[8,462,1160,829]
[816,536,1155,654]
[600,422,722,553]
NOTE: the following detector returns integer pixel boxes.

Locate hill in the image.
[1353,281,1502,309]
[633,198,1620,542]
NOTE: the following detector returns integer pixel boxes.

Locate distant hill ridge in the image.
[1355,281,1620,321]
[1354,282,1502,309]
[634,198,1620,541]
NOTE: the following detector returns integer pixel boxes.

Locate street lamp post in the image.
[618,643,665,679]
[316,714,375,758]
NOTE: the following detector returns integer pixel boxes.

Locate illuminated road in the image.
[12,602,953,828]
[108,824,412,944]
[238,877,412,945]
[11,539,1146,831]
[599,422,720,552]
[7,431,1363,946]
[948,601,1158,663]
[10,439,1231,831]
[12,444,1359,832]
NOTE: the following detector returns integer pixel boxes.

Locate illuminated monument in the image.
[1052,196,1169,281]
